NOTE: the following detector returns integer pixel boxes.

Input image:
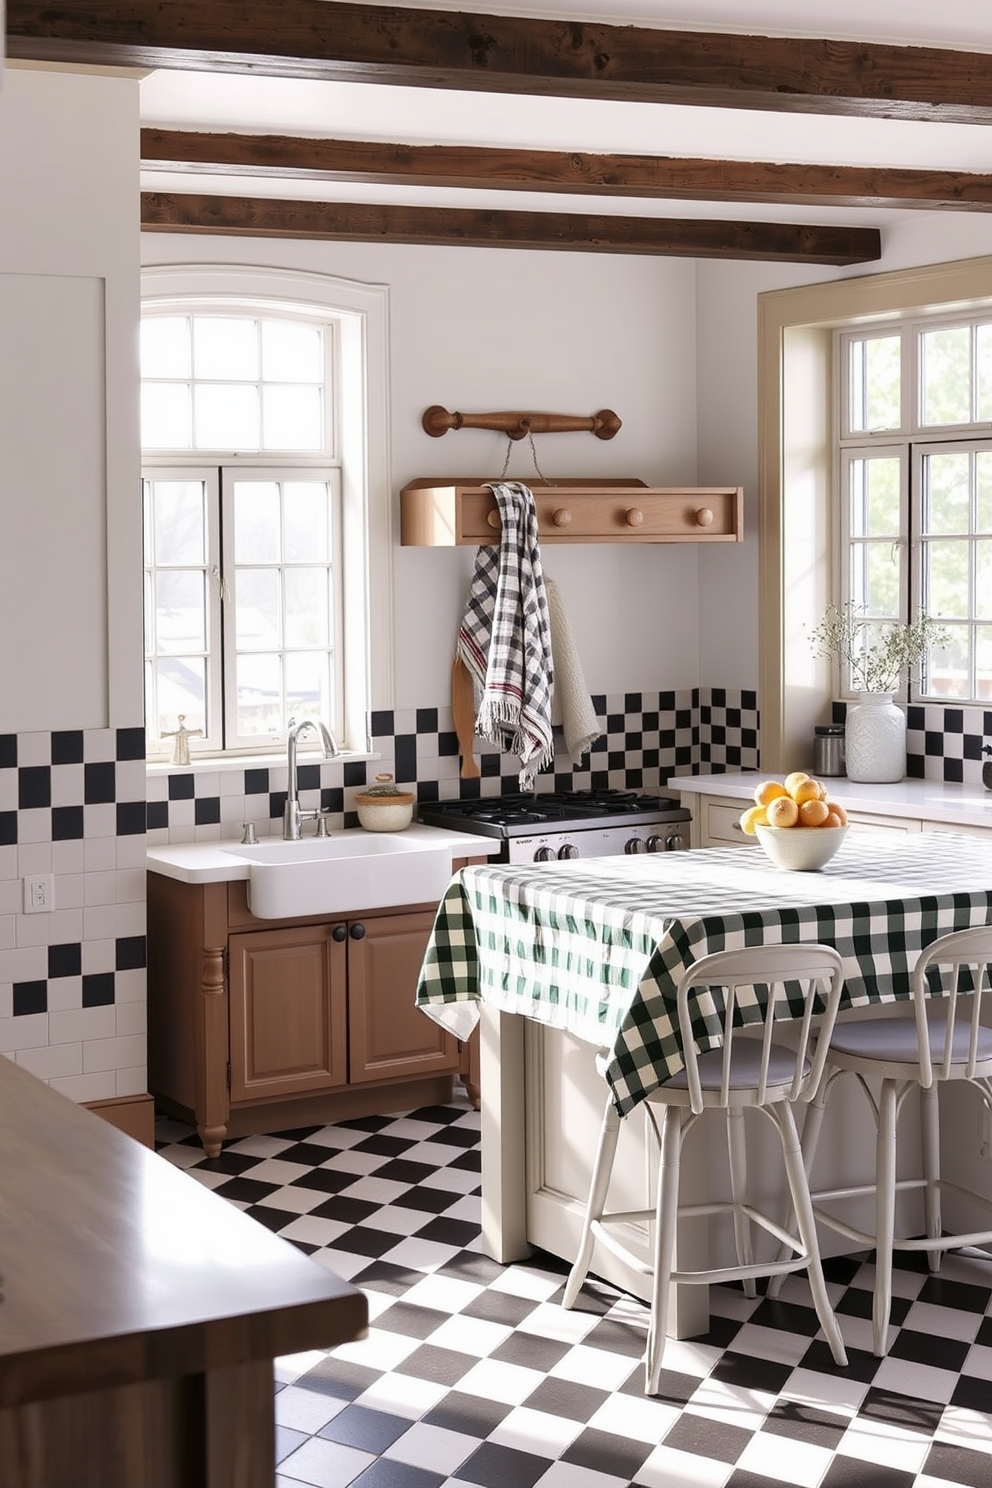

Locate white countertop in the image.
[146,823,501,884]
[667,771,992,828]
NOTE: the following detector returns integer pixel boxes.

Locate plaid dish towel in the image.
[456,481,554,789]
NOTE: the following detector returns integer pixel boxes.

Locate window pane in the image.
[285,568,329,647]
[978,452,992,531]
[978,541,992,620]
[977,326,992,423]
[921,325,972,426]
[152,481,205,565]
[284,482,330,562]
[286,652,332,721]
[924,538,971,618]
[978,625,992,701]
[262,384,323,450]
[193,316,258,380]
[233,482,281,563]
[141,316,190,378]
[922,450,971,535]
[848,335,901,433]
[236,568,281,648]
[194,384,259,450]
[142,383,192,448]
[926,627,968,699]
[849,457,900,538]
[154,657,206,732]
[235,653,282,736]
[261,320,322,382]
[155,570,206,653]
[850,541,900,616]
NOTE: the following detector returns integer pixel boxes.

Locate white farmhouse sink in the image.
[223,832,454,919]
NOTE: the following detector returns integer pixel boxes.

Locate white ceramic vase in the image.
[844,692,907,783]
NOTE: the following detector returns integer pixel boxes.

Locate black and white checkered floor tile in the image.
[155,1102,992,1488]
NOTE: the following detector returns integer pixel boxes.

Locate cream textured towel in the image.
[545,576,602,764]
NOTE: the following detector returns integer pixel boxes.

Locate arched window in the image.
[140,265,391,761]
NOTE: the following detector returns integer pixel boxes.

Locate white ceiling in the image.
[138,0,992,231]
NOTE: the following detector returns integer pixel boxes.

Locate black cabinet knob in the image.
[350,923,366,940]
[332,924,347,942]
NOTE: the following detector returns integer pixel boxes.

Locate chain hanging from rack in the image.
[499,430,553,485]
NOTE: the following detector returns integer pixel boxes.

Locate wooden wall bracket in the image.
[422,405,621,441]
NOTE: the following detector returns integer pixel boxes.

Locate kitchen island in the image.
[0,1056,368,1488]
[417,832,992,1338]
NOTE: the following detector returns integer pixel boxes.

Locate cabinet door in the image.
[229,924,348,1103]
[347,912,460,1083]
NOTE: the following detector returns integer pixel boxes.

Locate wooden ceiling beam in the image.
[139,191,881,264]
[10,0,992,123]
[141,128,992,212]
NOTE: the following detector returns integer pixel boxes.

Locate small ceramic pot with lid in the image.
[355,774,416,831]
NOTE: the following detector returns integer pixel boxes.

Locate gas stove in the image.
[418,789,691,863]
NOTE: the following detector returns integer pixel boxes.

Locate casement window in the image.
[140,266,391,762]
[837,314,992,703]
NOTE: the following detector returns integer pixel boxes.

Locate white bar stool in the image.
[561,942,849,1394]
[784,925,992,1357]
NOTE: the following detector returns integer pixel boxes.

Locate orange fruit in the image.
[792,778,823,806]
[824,802,848,826]
[766,795,799,828]
[738,805,769,835]
[798,798,829,827]
[784,771,810,798]
[753,780,788,807]
[822,809,844,828]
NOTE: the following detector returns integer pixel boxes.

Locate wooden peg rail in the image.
[422,405,622,441]
[400,477,744,546]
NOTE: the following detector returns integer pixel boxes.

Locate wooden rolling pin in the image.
[451,654,480,778]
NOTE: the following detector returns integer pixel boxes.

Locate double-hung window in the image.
[838,315,992,703]
[142,300,345,760]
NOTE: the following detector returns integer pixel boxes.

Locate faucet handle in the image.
[241,822,258,845]
[316,813,332,839]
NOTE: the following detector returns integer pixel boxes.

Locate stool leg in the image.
[920,1082,943,1274]
[727,1106,756,1298]
[645,1105,684,1395]
[778,1102,847,1368]
[766,1072,832,1300]
[873,1078,898,1357]
[562,1098,621,1309]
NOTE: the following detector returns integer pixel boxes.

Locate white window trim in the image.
[758,253,992,774]
[141,263,394,759]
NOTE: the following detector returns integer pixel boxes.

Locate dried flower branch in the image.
[809,602,949,694]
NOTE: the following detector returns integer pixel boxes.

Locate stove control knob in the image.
[534,846,556,862]
[624,836,648,854]
[646,834,665,853]
[558,843,578,859]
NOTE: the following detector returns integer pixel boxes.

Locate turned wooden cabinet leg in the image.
[197,946,230,1157]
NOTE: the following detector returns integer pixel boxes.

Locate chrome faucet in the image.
[284,716,340,840]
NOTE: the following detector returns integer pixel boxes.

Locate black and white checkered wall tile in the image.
[0,729,147,1101]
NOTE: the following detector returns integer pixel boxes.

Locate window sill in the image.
[146,749,380,778]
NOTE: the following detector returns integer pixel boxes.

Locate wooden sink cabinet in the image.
[148,859,483,1155]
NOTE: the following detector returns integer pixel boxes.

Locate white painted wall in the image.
[139,234,705,707]
[693,215,992,695]
[1,68,142,731]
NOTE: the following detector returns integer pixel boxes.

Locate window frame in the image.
[140,264,393,763]
[835,315,992,707]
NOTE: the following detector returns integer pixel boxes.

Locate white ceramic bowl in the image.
[754,823,848,871]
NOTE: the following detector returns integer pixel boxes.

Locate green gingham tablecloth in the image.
[415,832,992,1117]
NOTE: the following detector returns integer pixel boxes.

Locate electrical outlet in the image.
[22,875,54,914]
